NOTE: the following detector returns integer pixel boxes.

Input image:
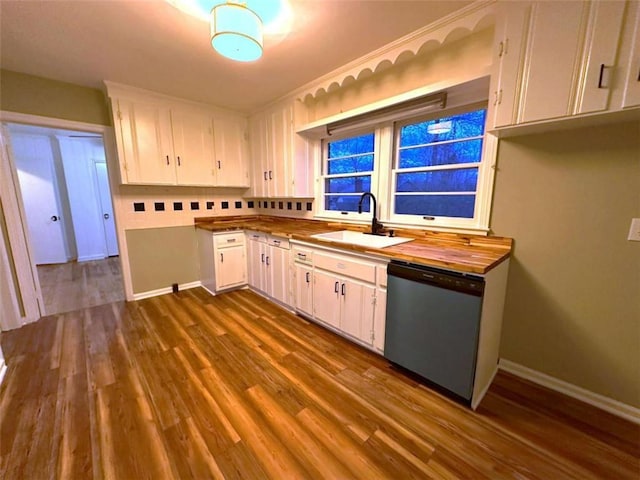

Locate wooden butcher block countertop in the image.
[195,215,512,275]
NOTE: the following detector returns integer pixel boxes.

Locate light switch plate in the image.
[628,218,640,241]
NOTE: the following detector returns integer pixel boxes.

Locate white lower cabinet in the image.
[294,262,313,317]
[312,270,376,343]
[312,269,342,329]
[373,289,387,352]
[303,246,386,351]
[197,229,247,294]
[202,231,388,352]
[246,231,291,307]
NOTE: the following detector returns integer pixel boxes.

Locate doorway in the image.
[5,123,124,316]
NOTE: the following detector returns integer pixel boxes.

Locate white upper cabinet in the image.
[115,98,177,185]
[213,115,249,187]
[574,1,626,115]
[106,82,249,187]
[489,1,531,129]
[171,107,217,185]
[249,98,311,198]
[489,0,639,132]
[620,1,640,108]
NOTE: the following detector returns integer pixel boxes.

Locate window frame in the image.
[314,98,497,234]
[387,102,489,228]
[316,126,381,222]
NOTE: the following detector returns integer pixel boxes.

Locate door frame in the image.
[0,111,132,327]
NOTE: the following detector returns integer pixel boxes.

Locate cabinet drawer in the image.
[315,251,376,283]
[215,232,245,247]
[246,231,266,243]
[292,246,313,264]
[268,236,290,249]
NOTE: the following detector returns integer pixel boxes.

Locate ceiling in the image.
[0,0,472,113]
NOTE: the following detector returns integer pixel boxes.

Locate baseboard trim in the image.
[132,281,202,301]
[499,359,640,425]
[77,254,107,262]
[0,360,7,386]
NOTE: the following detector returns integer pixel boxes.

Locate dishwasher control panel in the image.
[388,260,484,296]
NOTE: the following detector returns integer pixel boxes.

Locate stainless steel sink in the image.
[309,230,413,249]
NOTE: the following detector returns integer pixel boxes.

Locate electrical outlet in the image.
[628,218,640,242]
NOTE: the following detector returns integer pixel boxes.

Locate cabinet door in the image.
[490,1,531,128]
[116,98,175,184]
[214,116,249,187]
[575,1,626,114]
[171,109,216,186]
[373,288,387,353]
[622,3,640,108]
[340,279,375,345]
[215,245,247,290]
[246,236,261,289]
[294,263,313,317]
[313,270,340,329]
[268,106,290,196]
[249,113,268,197]
[270,245,291,306]
[519,2,589,123]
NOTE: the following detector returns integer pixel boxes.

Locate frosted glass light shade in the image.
[211,3,263,62]
[427,120,452,134]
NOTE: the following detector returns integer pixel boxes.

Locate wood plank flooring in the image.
[37,257,124,316]
[1,288,638,479]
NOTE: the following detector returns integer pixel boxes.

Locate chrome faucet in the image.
[358,192,385,236]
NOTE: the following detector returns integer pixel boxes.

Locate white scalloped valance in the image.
[294,1,497,103]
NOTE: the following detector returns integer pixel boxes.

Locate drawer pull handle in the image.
[177,156,181,166]
[266,256,270,266]
[166,155,170,165]
[306,272,310,283]
[220,253,224,263]
[261,253,265,263]
[264,171,268,180]
[273,240,280,245]
[268,170,273,180]
[334,281,339,293]
[341,283,346,296]
[226,238,236,243]
[298,253,306,259]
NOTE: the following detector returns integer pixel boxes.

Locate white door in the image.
[94,162,119,256]
[11,134,67,265]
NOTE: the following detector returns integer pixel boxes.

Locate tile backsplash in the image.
[116,184,315,230]
[250,198,315,219]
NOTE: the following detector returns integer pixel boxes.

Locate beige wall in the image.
[491,121,640,407]
[0,69,111,126]
[126,226,200,294]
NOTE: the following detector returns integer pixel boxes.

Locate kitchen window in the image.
[391,107,487,221]
[321,131,376,214]
[316,99,495,232]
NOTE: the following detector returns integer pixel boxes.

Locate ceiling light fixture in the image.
[211,1,263,62]
[427,120,452,135]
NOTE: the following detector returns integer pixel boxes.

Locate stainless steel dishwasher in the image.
[384,260,485,402]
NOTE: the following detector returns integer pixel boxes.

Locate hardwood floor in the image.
[0,288,637,479]
[37,257,124,316]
